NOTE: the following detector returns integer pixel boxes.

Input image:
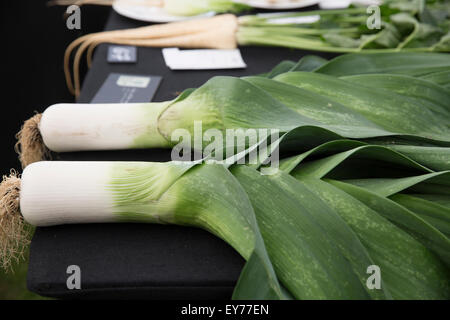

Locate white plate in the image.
[234,0,320,9]
[112,0,215,23]
[319,0,380,9]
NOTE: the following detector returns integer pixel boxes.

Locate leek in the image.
[17,52,450,168]
[2,132,449,299]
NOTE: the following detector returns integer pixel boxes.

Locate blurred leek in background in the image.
[61,0,450,95]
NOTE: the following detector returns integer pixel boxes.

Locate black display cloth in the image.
[27,7,337,299]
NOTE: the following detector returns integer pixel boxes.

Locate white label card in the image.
[162,48,247,70]
[116,75,151,88]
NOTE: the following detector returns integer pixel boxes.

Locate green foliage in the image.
[104,52,450,299]
[0,249,44,300]
[238,0,450,53]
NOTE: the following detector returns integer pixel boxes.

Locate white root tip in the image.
[0,171,30,271]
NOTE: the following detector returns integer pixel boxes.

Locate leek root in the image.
[0,172,29,271]
[15,114,51,168]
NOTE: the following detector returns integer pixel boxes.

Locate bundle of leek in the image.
[18,52,450,168]
[65,0,450,95]
[3,51,450,299]
[1,131,449,299]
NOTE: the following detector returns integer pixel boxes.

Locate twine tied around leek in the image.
[0,171,29,271]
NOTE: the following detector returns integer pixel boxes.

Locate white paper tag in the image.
[162,48,247,70]
[116,75,151,88]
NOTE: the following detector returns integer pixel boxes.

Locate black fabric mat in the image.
[28,8,337,299]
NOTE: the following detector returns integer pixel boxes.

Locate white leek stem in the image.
[39,103,172,152]
[20,161,118,226]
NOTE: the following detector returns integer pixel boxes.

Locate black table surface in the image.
[27,8,336,299]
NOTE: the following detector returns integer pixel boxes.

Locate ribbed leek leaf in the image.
[244,76,388,136]
[411,194,450,207]
[327,180,450,266]
[265,61,296,79]
[289,55,329,73]
[341,74,450,117]
[421,70,450,88]
[290,146,432,180]
[385,145,450,171]
[274,72,450,144]
[315,52,450,77]
[391,194,450,237]
[231,166,388,299]
[296,178,449,300]
[343,172,450,197]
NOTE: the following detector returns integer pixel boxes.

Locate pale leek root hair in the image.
[0,171,29,271]
[15,114,50,169]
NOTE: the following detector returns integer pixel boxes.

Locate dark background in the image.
[0,1,109,173]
